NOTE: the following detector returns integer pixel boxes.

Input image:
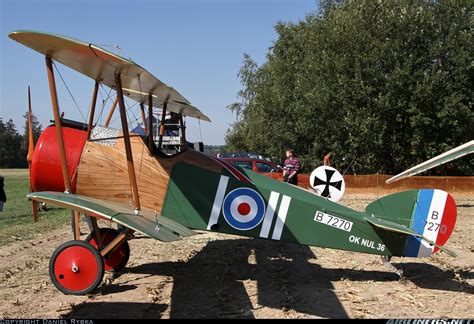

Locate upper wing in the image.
[27,191,195,242]
[9,30,210,122]
[386,140,474,184]
[123,88,211,122]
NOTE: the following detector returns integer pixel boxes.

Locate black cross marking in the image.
[313,168,342,198]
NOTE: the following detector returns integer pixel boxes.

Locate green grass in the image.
[0,169,70,245]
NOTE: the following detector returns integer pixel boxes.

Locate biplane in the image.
[9,30,459,295]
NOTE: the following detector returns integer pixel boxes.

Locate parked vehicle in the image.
[221,157,282,174]
[217,152,270,161]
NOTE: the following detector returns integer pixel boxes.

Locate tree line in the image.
[225,0,473,175]
[0,114,42,168]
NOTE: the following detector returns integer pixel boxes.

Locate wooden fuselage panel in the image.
[75,132,220,213]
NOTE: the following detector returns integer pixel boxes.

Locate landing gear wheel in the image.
[49,240,104,295]
[86,228,130,272]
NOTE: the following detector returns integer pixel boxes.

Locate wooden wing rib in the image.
[27,191,195,242]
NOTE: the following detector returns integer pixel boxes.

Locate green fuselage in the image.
[162,162,407,257]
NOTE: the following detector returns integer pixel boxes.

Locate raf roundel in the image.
[222,188,266,231]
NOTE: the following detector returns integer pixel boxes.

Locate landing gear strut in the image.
[86,228,130,272]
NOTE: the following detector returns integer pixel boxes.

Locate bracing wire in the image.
[94,44,122,55]
[93,43,135,63]
[53,62,87,123]
[109,100,139,127]
[125,98,141,130]
[95,84,114,125]
[95,86,107,125]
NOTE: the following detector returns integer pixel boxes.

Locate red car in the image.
[221,157,282,174]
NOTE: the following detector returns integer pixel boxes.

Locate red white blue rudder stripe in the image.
[404,189,457,257]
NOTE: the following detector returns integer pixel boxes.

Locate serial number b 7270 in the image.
[314,211,353,232]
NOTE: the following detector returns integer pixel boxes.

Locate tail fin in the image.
[366,189,457,258]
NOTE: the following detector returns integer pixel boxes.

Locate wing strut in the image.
[140,103,147,134]
[115,73,141,213]
[45,56,72,193]
[104,96,119,127]
[86,80,99,139]
[148,93,154,155]
[157,97,169,149]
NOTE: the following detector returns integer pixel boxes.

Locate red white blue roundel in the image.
[222,188,266,231]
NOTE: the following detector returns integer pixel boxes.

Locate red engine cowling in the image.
[30,125,88,193]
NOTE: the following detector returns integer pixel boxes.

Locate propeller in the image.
[27,86,39,222]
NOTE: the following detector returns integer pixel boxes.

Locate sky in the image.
[1,0,317,145]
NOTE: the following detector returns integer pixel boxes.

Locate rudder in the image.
[366,189,457,258]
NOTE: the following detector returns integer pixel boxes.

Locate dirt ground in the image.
[0,192,473,319]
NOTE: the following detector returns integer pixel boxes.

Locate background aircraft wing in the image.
[386,140,474,184]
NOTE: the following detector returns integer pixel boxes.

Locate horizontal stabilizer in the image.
[27,191,196,242]
[365,216,457,257]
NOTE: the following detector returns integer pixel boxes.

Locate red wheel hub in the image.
[53,244,100,292]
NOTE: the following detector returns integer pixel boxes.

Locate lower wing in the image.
[27,191,195,242]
